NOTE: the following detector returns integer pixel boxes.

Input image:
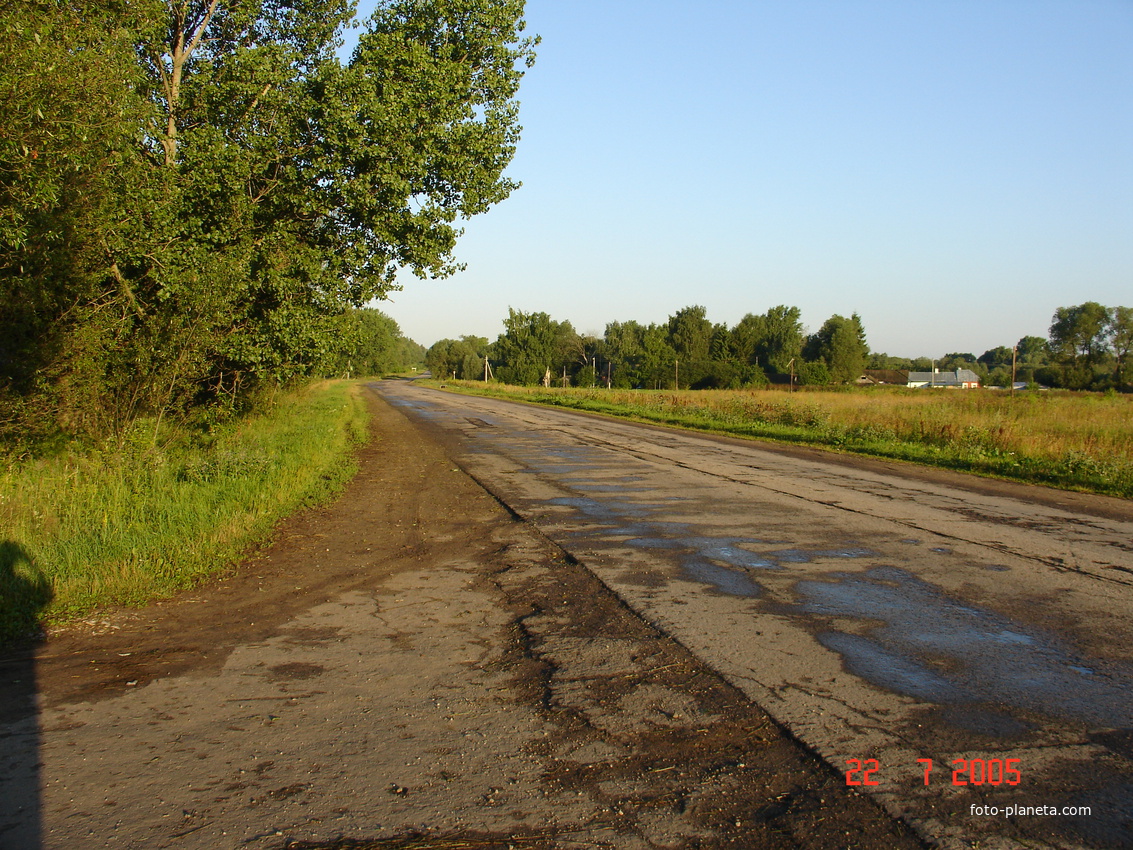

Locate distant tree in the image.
[335,309,403,376]
[730,313,767,367]
[491,309,575,385]
[978,347,1015,371]
[867,353,918,371]
[1108,307,1132,390]
[1010,336,1051,384]
[797,360,832,386]
[426,336,488,380]
[652,306,711,388]
[939,353,978,370]
[1049,302,1112,389]
[639,324,677,389]
[573,362,597,387]
[705,323,729,361]
[555,325,590,380]
[604,320,646,388]
[1015,336,1051,364]
[667,306,713,362]
[742,363,771,388]
[396,337,428,372]
[758,305,804,375]
[459,337,491,380]
[805,313,869,383]
[692,360,744,390]
[984,367,1012,388]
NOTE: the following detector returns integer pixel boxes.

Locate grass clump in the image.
[429,381,1133,498]
[0,380,369,643]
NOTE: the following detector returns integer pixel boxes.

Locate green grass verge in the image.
[427,381,1133,499]
[0,380,369,643]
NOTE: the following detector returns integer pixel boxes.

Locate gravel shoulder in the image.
[0,384,923,849]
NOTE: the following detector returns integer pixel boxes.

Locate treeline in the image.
[428,305,869,389]
[0,0,535,443]
[871,301,1131,391]
[328,309,425,378]
[429,300,1132,392]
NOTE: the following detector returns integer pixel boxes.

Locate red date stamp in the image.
[845,757,1022,787]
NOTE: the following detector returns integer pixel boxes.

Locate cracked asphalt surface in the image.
[0,382,924,850]
[376,381,1133,850]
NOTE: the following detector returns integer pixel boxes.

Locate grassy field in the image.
[0,380,369,643]
[430,381,1133,499]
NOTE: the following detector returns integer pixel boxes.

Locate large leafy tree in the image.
[1,0,536,438]
[0,0,162,435]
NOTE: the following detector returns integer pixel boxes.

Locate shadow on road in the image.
[0,540,52,849]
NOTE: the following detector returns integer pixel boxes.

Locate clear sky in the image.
[352,0,1132,359]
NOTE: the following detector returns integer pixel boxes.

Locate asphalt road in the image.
[2,385,927,850]
[376,380,1133,850]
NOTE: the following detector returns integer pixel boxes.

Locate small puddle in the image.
[548,496,652,521]
[682,556,762,597]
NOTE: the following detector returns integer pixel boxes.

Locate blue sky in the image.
[353,0,1132,358]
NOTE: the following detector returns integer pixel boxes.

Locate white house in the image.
[906,369,981,389]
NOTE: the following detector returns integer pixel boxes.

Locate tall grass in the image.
[434,382,1133,498]
[0,380,369,642]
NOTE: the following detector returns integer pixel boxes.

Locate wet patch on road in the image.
[789,566,1133,729]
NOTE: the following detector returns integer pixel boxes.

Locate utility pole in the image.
[1011,345,1017,396]
[787,358,796,392]
[674,358,679,391]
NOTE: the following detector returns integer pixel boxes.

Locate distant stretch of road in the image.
[378,380,1133,850]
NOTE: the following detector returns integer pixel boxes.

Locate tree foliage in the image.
[490,308,575,386]
[1111,307,1133,389]
[758,305,805,375]
[480,304,824,390]
[328,308,424,377]
[474,300,1130,394]
[804,313,868,384]
[427,335,488,380]
[1,0,536,440]
[1049,302,1113,389]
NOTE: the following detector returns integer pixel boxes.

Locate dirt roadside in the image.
[0,384,925,849]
